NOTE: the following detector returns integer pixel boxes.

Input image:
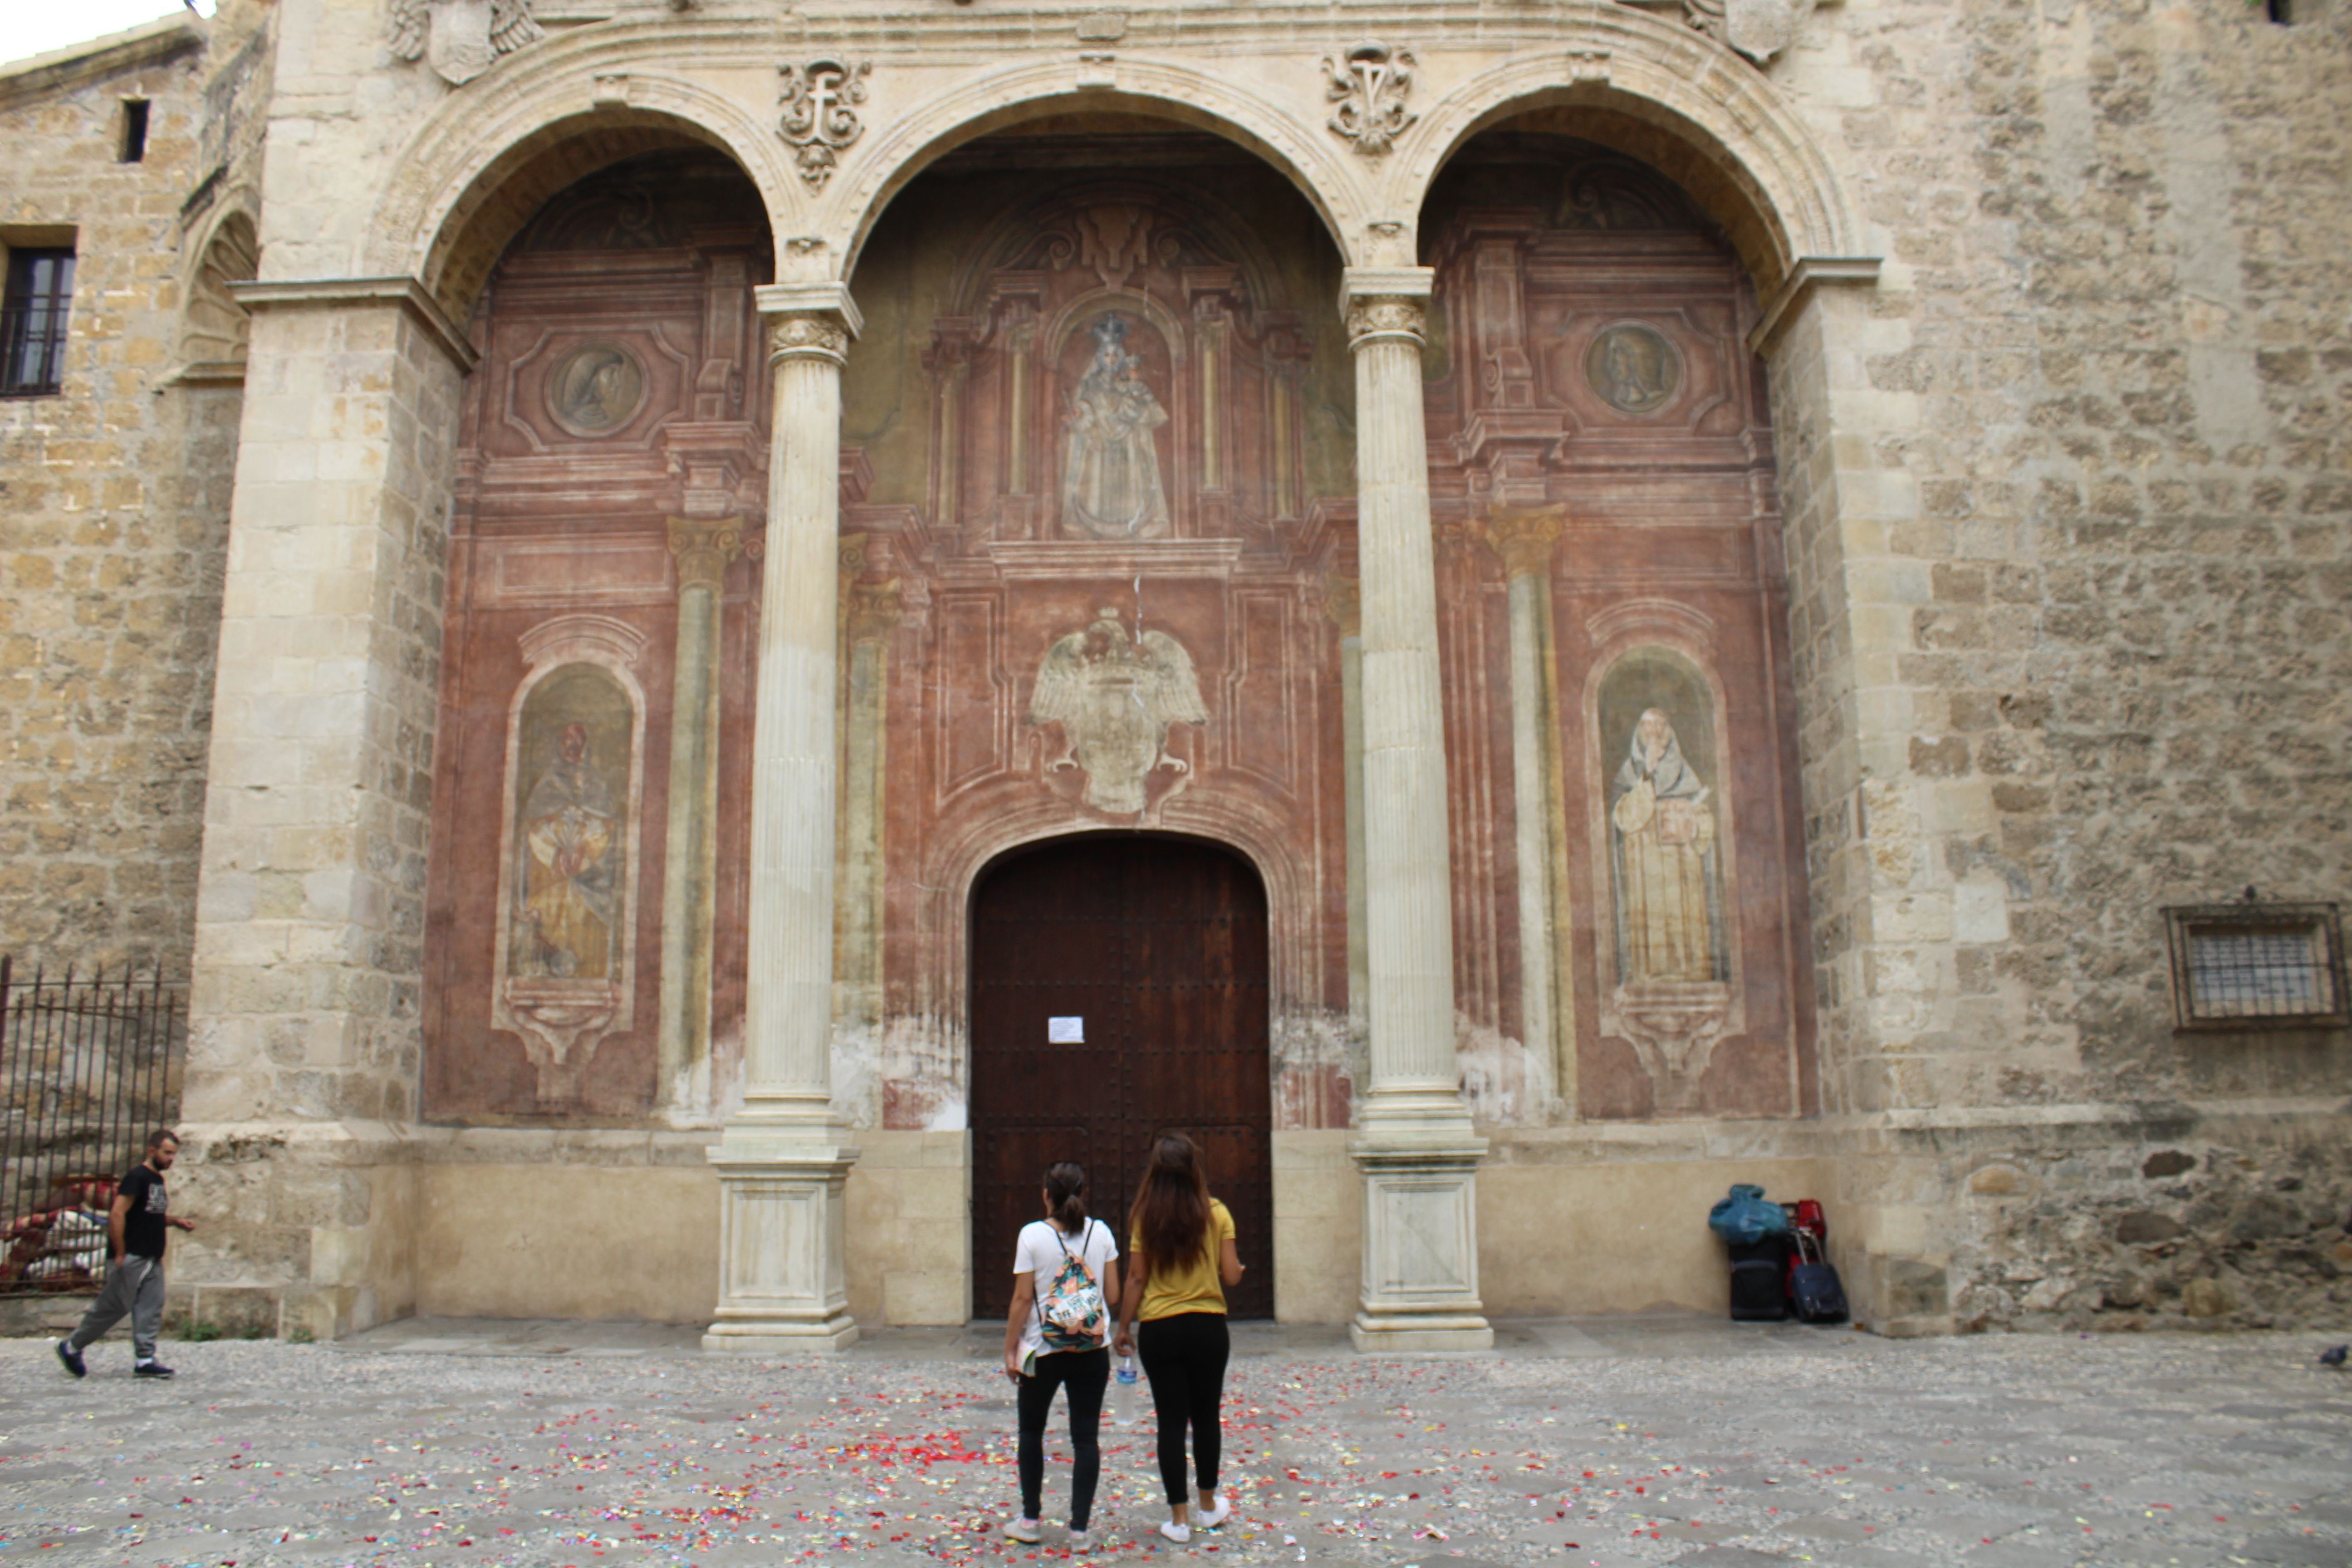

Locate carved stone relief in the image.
[1322,43,1417,157]
[387,0,543,86]
[1682,0,1817,64]
[778,60,872,189]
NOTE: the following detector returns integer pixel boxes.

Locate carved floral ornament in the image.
[1322,42,1416,157]
[1344,295,1426,348]
[768,315,853,364]
[778,59,872,190]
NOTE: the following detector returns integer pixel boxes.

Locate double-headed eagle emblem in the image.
[389,0,543,86]
[1029,610,1207,816]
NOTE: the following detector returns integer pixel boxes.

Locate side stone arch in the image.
[365,46,806,320]
[818,57,1377,281]
[1392,11,1872,300]
[178,199,261,377]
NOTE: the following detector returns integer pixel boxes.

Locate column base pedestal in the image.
[1349,1131,1493,1355]
[1348,1312,1494,1353]
[702,1317,860,1354]
[706,1131,861,1355]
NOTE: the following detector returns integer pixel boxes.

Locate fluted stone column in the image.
[705,283,863,1353]
[1342,268,1492,1352]
[656,517,741,1121]
[1485,507,1576,1117]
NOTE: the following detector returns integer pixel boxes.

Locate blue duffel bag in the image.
[1707,1183,1792,1245]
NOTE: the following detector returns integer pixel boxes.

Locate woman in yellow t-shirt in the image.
[1112,1133,1245,1544]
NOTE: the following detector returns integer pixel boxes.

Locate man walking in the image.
[56,1129,196,1380]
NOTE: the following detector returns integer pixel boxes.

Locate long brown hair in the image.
[1128,1133,1212,1283]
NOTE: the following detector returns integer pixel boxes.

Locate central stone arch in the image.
[823,58,1378,279]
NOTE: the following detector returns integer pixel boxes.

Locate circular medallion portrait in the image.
[1583,323,1681,416]
[547,343,647,438]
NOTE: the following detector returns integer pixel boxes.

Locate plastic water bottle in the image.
[1113,1354,1139,1426]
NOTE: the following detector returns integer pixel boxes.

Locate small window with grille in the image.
[1,248,76,397]
[2164,902,2347,1030]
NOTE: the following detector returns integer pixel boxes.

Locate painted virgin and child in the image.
[1061,314,1171,539]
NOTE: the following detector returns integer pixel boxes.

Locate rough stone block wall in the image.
[182,299,462,1128]
[1764,0,2352,1323]
[0,27,234,977]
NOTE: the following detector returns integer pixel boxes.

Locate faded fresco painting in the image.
[1059,314,1172,539]
[1029,608,1206,814]
[422,149,769,1123]
[1601,651,1730,992]
[511,666,634,981]
[1424,136,1815,1123]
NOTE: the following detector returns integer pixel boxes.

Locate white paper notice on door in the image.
[1047,1016,1084,1044]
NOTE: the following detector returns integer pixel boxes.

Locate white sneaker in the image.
[1067,1525,1093,1552]
[1003,1517,1042,1543]
[1158,1519,1191,1544]
[1196,1496,1232,1529]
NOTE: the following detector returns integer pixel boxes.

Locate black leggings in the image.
[1016,1347,1109,1529]
[1136,1312,1229,1505]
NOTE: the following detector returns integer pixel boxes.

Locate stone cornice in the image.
[1749,255,1882,354]
[228,276,480,373]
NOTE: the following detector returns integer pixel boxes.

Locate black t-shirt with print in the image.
[117,1164,168,1259]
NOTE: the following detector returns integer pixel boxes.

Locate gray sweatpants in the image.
[67,1255,165,1363]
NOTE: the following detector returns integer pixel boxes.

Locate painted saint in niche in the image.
[1060,313,1171,539]
[518,719,621,980]
[1609,707,1728,986]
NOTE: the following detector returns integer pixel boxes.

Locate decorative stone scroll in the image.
[388,0,543,87]
[1322,43,1417,157]
[777,60,872,189]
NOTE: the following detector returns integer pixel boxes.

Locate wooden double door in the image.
[969,834,1274,1320]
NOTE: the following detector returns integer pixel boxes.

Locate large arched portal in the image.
[968,833,1274,1320]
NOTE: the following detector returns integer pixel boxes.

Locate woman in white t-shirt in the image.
[1000,1161,1121,1548]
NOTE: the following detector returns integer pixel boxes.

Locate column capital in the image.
[756,281,863,366]
[667,516,745,593]
[1482,505,1564,578]
[1339,265,1433,351]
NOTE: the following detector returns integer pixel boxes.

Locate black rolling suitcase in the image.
[1790,1230,1848,1323]
[1727,1236,1789,1320]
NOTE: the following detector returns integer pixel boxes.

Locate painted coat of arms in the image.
[1029,610,1207,815]
[389,0,544,87]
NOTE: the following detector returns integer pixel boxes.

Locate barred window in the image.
[1,248,76,397]
[2164,902,2347,1029]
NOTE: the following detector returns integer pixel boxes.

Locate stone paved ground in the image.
[0,1319,2347,1568]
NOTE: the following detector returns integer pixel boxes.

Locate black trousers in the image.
[1016,1346,1110,1528]
[1136,1312,1229,1505]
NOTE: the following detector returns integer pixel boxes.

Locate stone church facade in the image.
[2,0,2347,1344]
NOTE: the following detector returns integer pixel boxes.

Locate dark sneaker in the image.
[54,1341,84,1379]
[132,1360,174,1379]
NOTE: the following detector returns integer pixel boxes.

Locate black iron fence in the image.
[0,961,184,1296]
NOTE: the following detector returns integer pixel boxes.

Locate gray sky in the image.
[1,0,216,70]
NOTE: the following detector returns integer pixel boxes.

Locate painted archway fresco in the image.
[416,127,1817,1134]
